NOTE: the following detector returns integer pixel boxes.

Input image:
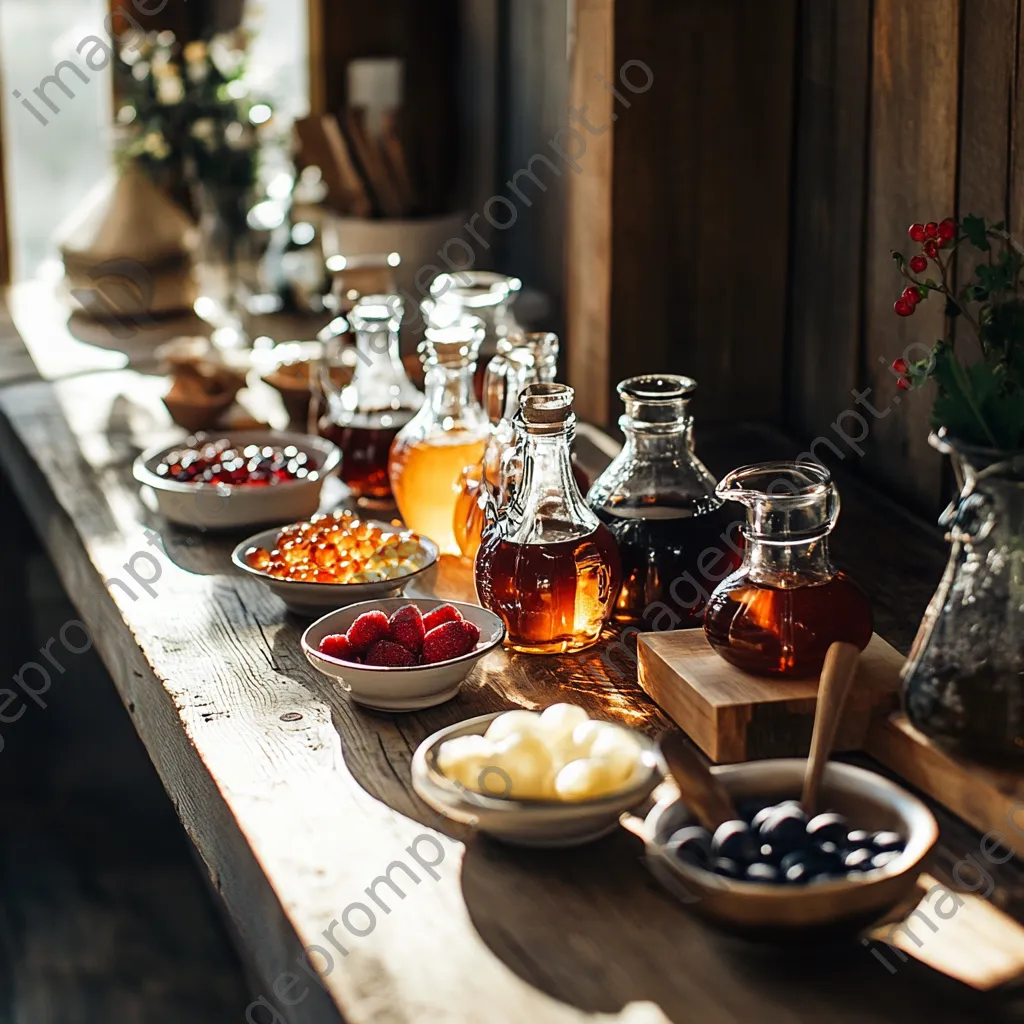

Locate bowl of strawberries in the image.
[301,599,506,711]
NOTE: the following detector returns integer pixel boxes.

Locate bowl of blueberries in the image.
[643,758,939,938]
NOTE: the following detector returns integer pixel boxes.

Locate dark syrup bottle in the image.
[704,461,873,677]
[587,376,740,627]
[475,383,621,654]
[318,295,422,505]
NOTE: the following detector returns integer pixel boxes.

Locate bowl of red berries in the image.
[134,431,341,530]
[302,599,505,711]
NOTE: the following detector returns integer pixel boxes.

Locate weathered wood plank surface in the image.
[1,355,1022,1022]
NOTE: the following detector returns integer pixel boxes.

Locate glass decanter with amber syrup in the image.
[703,462,873,677]
[318,296,423,505]
[587,375,740,626]
[453,332,560,560]
[388,319,491,554]
[475,383,621,654]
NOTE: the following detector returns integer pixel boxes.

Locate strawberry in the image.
[319,634,356,661]
[346,610,391,653]
[365,640,418,667]
[422,603,462,632]
[422,619,481,664]
[389,604,426,653]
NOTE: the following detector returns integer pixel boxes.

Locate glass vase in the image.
[901,430,1024,764]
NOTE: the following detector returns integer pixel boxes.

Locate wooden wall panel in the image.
[601,0,796,428]
[787,0,873,443]
[565,0,615,425]
[861,0,960,513]
[956,0,1016,366]
[499,0,570,337]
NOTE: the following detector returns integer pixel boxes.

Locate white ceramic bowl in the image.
[233,525,439,617]
[302,599,505,710]
[411,711,664,847]
[134,431,341,531]
[640,759,939,939]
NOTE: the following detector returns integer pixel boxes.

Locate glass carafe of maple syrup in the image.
[587,375,741,626]
[318,295,422,505]
[389,318,491,554]
[475,383,621,654]
[703,461,873,677]
[453,332,560,560]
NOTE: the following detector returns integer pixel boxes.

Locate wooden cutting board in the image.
[637,628,903,763]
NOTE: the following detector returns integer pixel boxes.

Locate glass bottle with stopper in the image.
[587,375,740,626]
[389,318,491,554]
[475,383,621,654]
[318,295,422,506]
[453,331,560,560]
[703,461,873,677]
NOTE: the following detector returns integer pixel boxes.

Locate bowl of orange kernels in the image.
[231,510,439,616]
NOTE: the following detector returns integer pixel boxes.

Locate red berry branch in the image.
[888,214,1024,450]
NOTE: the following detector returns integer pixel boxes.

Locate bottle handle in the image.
[944,490,995,545]
[483,353,511,424]
[316,316,350,405]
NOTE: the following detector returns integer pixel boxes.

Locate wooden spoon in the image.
[800,641,862,816]
[659,730,737,832]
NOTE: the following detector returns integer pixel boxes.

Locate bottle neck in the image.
[743,533,834,586]
[620,419,694,458]
[504,425,598,542]
[422,363,484,426]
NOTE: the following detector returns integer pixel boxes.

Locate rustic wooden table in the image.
[0,292,1021,1024]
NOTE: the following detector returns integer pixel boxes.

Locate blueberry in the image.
[847,829,872,848]
[844,847,875,871]
[806,812,849,846]
[666,826,712,866]
[745,862,781,884]
[785,862,813,884]
[758,805,809,856]
[870,831,905,853]
[870,850,901,871]
[711,820,758,863]
[713,857,742,878]
[750,799,799,832]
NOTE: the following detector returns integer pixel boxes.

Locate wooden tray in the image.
[637,628,903,762]
[865,713,1024,847]
[636,626,1024,863]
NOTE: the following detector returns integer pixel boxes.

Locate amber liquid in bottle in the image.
[391,432,488,554]
[594,502,742,626]
[476,522,620,654]
[457,451,592,561]
[704,572,873,677]
[321,410,414,503]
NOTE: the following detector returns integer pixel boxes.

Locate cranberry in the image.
[909,254,928,273]
[924,221,938,239]
[908,223,926,242]
[923,240,939,259]
[892,357,909,374]
[937,218,955,242]
[901,286,921,306]
[894,298,914,317]
[896,376,912,391]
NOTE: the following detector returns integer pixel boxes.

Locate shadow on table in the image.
[457,830,1017,1022]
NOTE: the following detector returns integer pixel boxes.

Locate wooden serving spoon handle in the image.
[801,641,862,816]
[659,730,737,832]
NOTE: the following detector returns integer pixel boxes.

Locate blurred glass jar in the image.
[902,432,1024,764]
[318,295,423,505]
